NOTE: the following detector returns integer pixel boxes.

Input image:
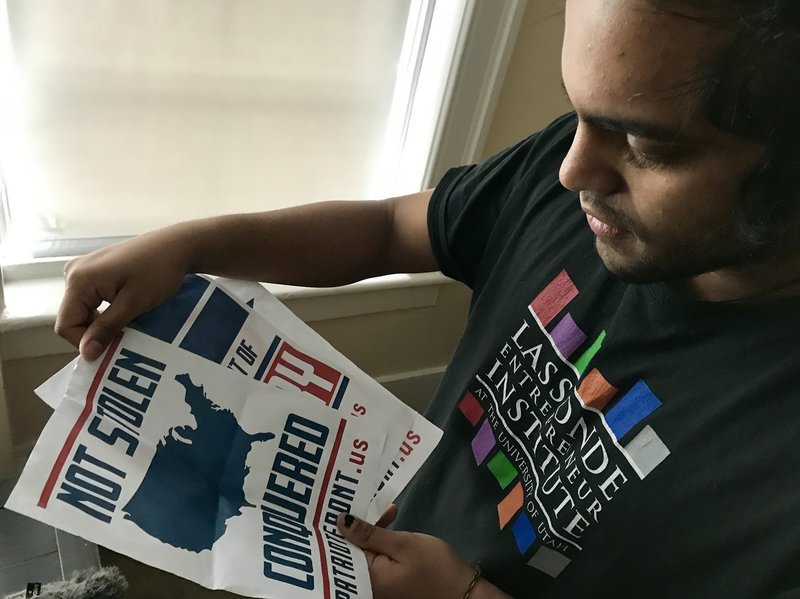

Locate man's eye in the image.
[623,136,683,169]
[623,147,664,169]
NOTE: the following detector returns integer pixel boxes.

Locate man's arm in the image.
[337,513,514,599]
[183,190,436,285]
[56,190,436,359]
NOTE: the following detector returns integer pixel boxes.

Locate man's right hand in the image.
[55,225,195,361]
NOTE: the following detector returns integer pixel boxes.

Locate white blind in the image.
[3,0,415,251]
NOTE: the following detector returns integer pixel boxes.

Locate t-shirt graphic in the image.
[458,270,671,578]
[123,373,274,552]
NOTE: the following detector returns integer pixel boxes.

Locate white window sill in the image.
[0,271,457,360]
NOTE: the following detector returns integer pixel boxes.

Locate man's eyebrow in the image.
[561,77,696,143]
[581,113,695,144]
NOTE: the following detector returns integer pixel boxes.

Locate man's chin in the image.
[595,238,746,284]
[595,239,670,284]
[599,260,663,284]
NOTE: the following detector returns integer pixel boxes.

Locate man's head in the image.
[559,0,800,285]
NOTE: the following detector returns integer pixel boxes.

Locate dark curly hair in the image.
[652,1,800,257]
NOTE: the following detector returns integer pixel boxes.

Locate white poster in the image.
[37,276,443,521]
[12,329,385,598]
[15,277,444,597]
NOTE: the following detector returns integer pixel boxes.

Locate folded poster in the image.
[13,277,443,598]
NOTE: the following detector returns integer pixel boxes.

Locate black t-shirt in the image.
[394,113,800,598]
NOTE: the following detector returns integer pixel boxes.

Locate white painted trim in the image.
[0,271,460,359]
[2,256,70,282]
[375,364,447,385]
[376,365,447,414]
[425,0,527,185]
[369,0,472,198]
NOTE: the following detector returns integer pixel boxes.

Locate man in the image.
[56,0,800,596]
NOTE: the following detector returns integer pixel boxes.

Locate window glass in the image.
[2,0,417,256]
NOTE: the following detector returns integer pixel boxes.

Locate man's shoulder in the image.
[527,112,578,154]
[491,112,577,183]
[543,111,578,134]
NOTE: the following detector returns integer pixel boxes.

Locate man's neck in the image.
[674,250,800,302]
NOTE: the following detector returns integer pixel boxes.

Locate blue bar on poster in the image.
[179,288,249,364]
[331,377,349,410]
[129,275,210,343]
[605,380,661,441]
[254,336,282,381]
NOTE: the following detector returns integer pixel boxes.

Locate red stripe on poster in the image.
[313,418,347,599]
[37,334,124,508]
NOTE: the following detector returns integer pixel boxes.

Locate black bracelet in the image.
[463,564,482,599]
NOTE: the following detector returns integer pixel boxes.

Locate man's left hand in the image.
[337,513,511,599]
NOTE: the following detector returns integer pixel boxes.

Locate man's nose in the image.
[559,123,623,197]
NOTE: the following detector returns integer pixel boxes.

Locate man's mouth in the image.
[580,200,628,239]
[585,212,622,237]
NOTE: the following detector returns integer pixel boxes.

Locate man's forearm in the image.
[56,190,436,358]
[176,194,434,286]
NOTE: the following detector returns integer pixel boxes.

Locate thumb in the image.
[337,513,402,558]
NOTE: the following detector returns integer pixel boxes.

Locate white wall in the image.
[482,0,571,158]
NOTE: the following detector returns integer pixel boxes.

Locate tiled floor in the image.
[99,549,249,599]
[0,479,100,597]
[1,478,247,598]
[1,478,257,598]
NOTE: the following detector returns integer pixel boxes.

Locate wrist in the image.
[164,220,212,274]
[467,578,513,599]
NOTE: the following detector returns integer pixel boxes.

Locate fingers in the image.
[78,290,143,361]
[337,513,404,559]
[54,286,97,351]
[56,257,113,359]
[55,230,193,360]
[56,290,137,361]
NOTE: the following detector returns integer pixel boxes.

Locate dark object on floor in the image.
[3,567,128,599]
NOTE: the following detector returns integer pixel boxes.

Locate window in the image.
[0,0,524,267]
